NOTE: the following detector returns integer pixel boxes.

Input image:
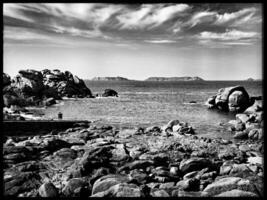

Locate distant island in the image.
[145,76,204,81]
[91,76,130,81]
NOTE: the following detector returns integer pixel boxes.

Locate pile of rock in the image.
[205,85,252,112]
[228,99,263,140]
[205,85,263,140]
[3,119,263,197]
[3,69,94,119]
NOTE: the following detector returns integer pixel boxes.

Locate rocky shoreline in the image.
[3,117,263,197]
[2,71,263,197]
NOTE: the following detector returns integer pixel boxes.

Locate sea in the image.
[36,80,262,140]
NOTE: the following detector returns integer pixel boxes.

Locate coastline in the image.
[3,119,263,197]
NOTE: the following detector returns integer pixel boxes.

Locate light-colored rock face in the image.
[179,158,211,174]
[203,177,257,196]
[215,189,258,197]
[91,175,130,195]
[38,182,58,197]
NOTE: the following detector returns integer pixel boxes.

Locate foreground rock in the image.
[3,119,263,197]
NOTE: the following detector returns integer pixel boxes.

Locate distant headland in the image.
[90,76,205,81]
[91,76,130,81]
[145,76,204,81]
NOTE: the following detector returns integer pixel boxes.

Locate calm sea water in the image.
[40,81,262,139]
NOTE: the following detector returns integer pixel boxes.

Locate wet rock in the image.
[229,164,254,178]
[233,131,248,139]
[179,158,212,174]
[172,190,208,197]
[236,113,250,123]
[203,177,258,196]
[215,189,258,197]
[62,178,90,197]
[247,156,262,165]
[43,138,71,153]
[150,188,170,197]
[169,166,179,176]
[234,122,246,131]
[91,183,143,197]
[91,174,130,195]
[4,172,42,196]
[43,97,56,106]
[176,178,200,191]
[118,160,154,172]
[248,129,261,140]
[244,100,262,113]
[159,182,176,189]
[38,182,58,197]
[129,169,148,184]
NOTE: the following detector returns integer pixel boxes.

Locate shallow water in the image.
[39,80,262,140]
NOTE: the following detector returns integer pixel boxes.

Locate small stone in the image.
[150,189,170,197]
[38,182,58,197]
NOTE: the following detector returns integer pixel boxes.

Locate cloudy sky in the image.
[3,3,262,80]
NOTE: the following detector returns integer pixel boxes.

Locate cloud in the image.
[187,6,261,29]
[198,29,259,41]
[144,39,177,43]
[117,4,190,30]
[3,3,262,48]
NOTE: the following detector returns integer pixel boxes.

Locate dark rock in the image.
[62,178,90,197]
[38,182,58,197]
[3,73,11,86]
[4,172,42,196]
[234,131,248,139]
[43,138,71,153]
[43,97,56,106]
[179,158,212,174]
[11,69,44,97]
[207,86,250,112]
[176,178,200,191]
[102,89,118,97]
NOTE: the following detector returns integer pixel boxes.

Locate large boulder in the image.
[3,73,11,87]
[42,69,93,98]
[206,86,250,112]
[101,89,118,97]
[11,69,44,98]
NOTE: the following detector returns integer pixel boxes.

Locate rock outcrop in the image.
[205,85,251,112]
[3,69,93,109]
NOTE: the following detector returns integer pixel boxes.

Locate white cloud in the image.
[215,7,257,25]
[189,11,217,27]
[144,39,177,43]
[117,4,190,30]
[198,29,259,41]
